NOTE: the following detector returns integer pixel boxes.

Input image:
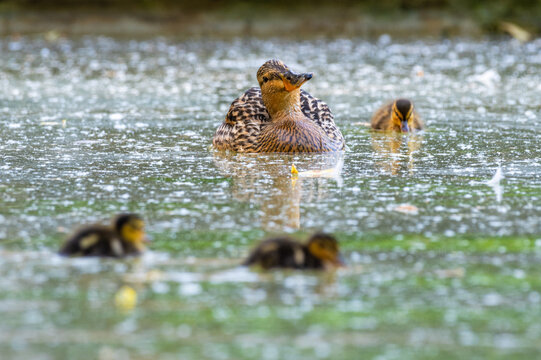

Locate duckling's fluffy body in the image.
[59,214,146,258]
[243,237,320,269]
[243,233,343,270]
[213,60,345,153]
[371,99,423,133]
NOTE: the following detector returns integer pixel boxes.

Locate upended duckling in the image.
[243,233,344,270]
[59,213,147,257]
[371,98,423,133]
[213,59,345,153]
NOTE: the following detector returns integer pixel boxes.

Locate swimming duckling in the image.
[59,214,147,257]
[371,99,423,133]
[243,232,344,270]
[213,59,345,153]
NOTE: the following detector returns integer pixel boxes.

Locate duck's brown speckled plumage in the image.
[243,232,344,270]
[59,214,147,258]
[371,98,423,133]
[213,60,345,153]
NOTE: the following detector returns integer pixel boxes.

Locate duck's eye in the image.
[263,77,269,83]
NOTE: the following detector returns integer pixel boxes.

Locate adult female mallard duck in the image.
[243,232,344,270]
[59,214,148,257]
[371,98,423,133]
[213,59,345,153]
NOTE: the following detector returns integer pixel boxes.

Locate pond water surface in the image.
[1,36,541,359]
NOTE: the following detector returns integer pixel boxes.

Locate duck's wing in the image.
[212,87,269,152]
[300,89,345,149]
[370,102,393,130]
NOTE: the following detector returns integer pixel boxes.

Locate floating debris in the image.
[470,69,501,87]
[393,204,419,215]
[435,267,465,279]
[487,165,504,203]
[500,22,532,43]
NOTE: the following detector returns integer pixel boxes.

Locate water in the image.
[1,35,541,359]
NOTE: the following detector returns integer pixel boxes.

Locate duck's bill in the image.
[283,72,313,92]
[401,122,410,133]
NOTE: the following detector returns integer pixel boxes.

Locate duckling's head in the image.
[392,99,414,133]
[114,214,147,251]
[256,59,313,116]
[306,232,345,268]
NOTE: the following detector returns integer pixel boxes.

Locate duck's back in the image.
[370,102,394,130]
[244,237,307,269]
[213,87,344,152]
[59,226,139,257]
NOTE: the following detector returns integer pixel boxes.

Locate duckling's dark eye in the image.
[263,77,269,83]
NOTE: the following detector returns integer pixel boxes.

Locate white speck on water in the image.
[178,283,202,296]
[471,69,501,87]
[477,106,487,114]
[177,324,192,338]
[487,165,504,203]
[483,293,503,306]
[151,282,170,294]
[110,113,124,121]
[513,269,525,279]
[378,34,392,45]
[103,185,115,192]
[524,110,536,119]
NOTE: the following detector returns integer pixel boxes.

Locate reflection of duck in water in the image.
[213,59,345,152]
[371,132,423,175]
[243,232,344,270]
[59,214,148,257]
[371,99,423,133]
[212,151,343,231]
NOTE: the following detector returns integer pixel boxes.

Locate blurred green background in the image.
[0,0,539,38]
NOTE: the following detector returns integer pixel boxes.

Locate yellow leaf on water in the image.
[114,285,137,311]
[291,164,299,176]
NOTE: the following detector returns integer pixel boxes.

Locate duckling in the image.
[243,232,344,270]
[371,98,423,133]
[59,214,147,257]
[213,59,345,153]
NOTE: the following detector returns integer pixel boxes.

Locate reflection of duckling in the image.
[59,214,147,257]
[371,132,423,175]
[213,59,345,153]
[371,99,423,133]
[243,233,344,270]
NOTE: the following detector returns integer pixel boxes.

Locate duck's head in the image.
[256,59,313,116]
[392,99,414,133]
[114,213,148,251]
[306,232,345,268]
